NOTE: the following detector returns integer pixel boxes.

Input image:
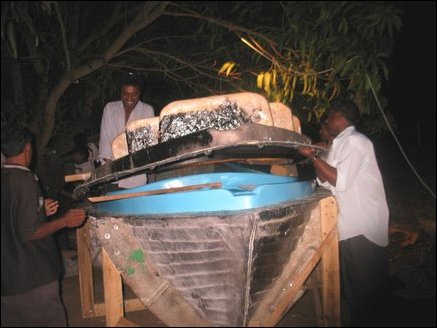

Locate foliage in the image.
[218,2,403,125]
[1,1,402,154]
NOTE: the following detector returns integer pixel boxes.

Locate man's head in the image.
[1,126,33,167]
[120,72,143,111]
[319,120,333,145]
[326,101,360,136]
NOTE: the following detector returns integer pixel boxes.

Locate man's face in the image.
[326,111,343,137]
[121,85,141,111]
[319,123,333,143]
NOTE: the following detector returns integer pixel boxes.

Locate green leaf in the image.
[6,22,17,59]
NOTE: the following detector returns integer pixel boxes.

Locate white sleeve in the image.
[334,139,367,192]
[98,105,113,162]
[316,177,332,190]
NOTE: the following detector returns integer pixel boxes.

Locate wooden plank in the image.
[76,222,95,318]
[117,317,139,327]
[320,197,340,326]
[77,223,146,319]
[65,172,91,183]
[87,182,222,203]
[306,265,324,326]
[262,224,338,326]
[248,200,320,326]
[248,198,339,326]
[102,247,124,327]
[155,158,295,181]
[93,299,146,317]
[95,218,212,327]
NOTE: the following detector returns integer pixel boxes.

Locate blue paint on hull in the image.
[97,172,315,216]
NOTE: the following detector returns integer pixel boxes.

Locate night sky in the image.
[384,2,436,150]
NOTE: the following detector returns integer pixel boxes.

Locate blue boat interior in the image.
[96,171,315,216]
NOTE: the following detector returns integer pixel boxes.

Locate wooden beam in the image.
[93,299,146,317]
[262,225,338,326]
[87,182,222,203]
[102,247,124,327]
[320,197,340,326]
[65,172,91,182]
[76,222,95,318]
[117,317,139,327]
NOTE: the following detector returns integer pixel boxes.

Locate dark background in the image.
[375,4,435,326]
[385,1,436,150]
[377,1,435,200]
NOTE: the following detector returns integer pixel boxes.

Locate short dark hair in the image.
[120,72,143,91]
[328,101,360,125]
[1,126,33,157]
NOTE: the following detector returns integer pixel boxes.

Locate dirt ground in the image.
[61,273,322,327]
[59,138,435,327]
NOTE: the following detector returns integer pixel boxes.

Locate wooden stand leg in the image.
[102,247,124,327]
[77,222,95,318]
[320,197,341,326]
[77,222,146,321]
[248,196,340,326]
[308,265,324,326]
[102,247,139,327]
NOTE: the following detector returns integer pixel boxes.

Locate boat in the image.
[86,172,331,327]
[72,122,317,199]
[74,93,338,326]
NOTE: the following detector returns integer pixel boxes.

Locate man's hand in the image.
[298,146,317,159]
[299,146,337,186]
[44,198,59,216]
[31,208,87,240]
[63,209,87,228]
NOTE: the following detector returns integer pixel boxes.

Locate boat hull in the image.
[88,191,328,326]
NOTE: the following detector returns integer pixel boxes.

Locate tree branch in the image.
[78,2,123,53]
[163,6,278,49]
[54,2,71,72]
[39,1,170,149]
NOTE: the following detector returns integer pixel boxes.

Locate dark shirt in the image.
[1,166,62,296]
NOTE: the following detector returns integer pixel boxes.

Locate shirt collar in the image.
[3,164,38,180]
[334,125,355,143]
[3,164,31,171]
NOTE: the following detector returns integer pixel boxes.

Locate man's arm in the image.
[312,156,337,186]
[30,209,86,240]
[299,147,337,186]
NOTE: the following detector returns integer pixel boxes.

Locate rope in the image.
[366,74,436,199]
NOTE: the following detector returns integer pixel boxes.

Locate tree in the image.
[1,1,402,155]
[2,2,172,150]
[218,2,402,128]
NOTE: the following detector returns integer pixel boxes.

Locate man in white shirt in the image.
[99,72,154,189]
[299,101,390,326]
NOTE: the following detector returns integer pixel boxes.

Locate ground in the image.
[375,137,436,327]
[60,136,436,327]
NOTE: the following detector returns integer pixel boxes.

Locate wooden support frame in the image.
[248,196,340,327]
[77,196,340,326]
[102,247,139,327]
[76,223,146,321]
[320,197,341,326]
